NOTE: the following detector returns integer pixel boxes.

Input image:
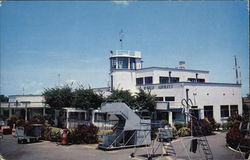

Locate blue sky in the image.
[0,1,249,96]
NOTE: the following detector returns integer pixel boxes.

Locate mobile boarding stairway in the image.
[98,102,151,150]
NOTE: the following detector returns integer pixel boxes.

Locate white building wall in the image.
[136,68,209,83]
[111,70,137,93]
[139,83,242,123]
[184,84,242,123]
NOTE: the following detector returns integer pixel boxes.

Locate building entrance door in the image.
[190,109,199,119]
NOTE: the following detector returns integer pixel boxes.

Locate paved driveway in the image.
[0,132,242,160]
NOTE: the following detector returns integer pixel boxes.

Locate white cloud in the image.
[65,79,76,84]
[112,1,129,6]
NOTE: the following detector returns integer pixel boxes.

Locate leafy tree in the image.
[73,88,104,110]
[134,88,156,112]
[0,95,9,102]
[106,89,156,112]
[42,86,74,109]
[106,89,135,108]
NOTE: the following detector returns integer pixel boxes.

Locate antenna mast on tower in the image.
[234,55,239,84]
[119,29,125,50]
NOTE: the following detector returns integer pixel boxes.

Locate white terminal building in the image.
[0,50,243,126]
[101,50,242,124]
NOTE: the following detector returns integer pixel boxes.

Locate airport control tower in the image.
[109,50,143,92]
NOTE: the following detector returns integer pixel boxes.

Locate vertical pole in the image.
[168,72,171,83]
[25,103,28,121]
[66,111,69,129]
[185,89,189,124]
[169,112,173,126]
[8,102,12,118]
[0,102,3,115]
[234,55,239,84]
[43,105,46,117]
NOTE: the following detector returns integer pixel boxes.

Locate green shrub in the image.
[226,123,250,152]
[207,117,216,130]
[29,115,45,124]
[177,127,191,137]
[215,123,221,131]
[172,126,178,137]
[222,122,229,130]
[228,114,243,122]
[42,127,61,142]
[160,120,169,126]
[69,124,99,144]
[174,121,185,130]
[189,119,213,136]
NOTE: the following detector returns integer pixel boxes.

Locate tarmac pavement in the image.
[0,132,243,160]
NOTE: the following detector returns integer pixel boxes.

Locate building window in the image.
[95,113,107,122]
[145,77,153,84]
[130,58,136,70]
[197,79,205,83]
[117,57,128,69]
[136,78,143,85]
[165,97,175,101]
[220,105,229,118]
[204,106,213,118]
[188,78,205,83]
[170,77,179,83]
[159,77,169,84]
[230,105,238,116]
[155,97,164,102]
[110,58,117,70]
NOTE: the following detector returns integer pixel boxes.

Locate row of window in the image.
[110,57,137,70]
[203,105,238,119]
[136,76,205,85]
[155,96,175,102]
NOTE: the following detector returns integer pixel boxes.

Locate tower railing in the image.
[110,50,141,58]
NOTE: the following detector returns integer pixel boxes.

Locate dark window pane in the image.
[230,105,238,116]
[170,77,179,83]
[145,77,153,84]
[117,57,128,69]
[188,78,205,83]
[130,58,136,70]
[197,79,205,83]
[204,106,213,118]
[136,78,143,85]
[165,97,175,101]
[155,97,163,102]
[159,77,169,84]
[220,105,229,118]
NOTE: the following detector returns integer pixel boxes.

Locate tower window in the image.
[117,57,128,69]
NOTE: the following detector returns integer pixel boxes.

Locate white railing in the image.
[110,50,141,58]
[0,102,46,108]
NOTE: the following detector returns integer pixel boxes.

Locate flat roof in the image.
[137,67,209,74]
[8,94,42,97]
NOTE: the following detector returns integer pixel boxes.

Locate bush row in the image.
[43,124,99,144]
[226,114,250,152]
